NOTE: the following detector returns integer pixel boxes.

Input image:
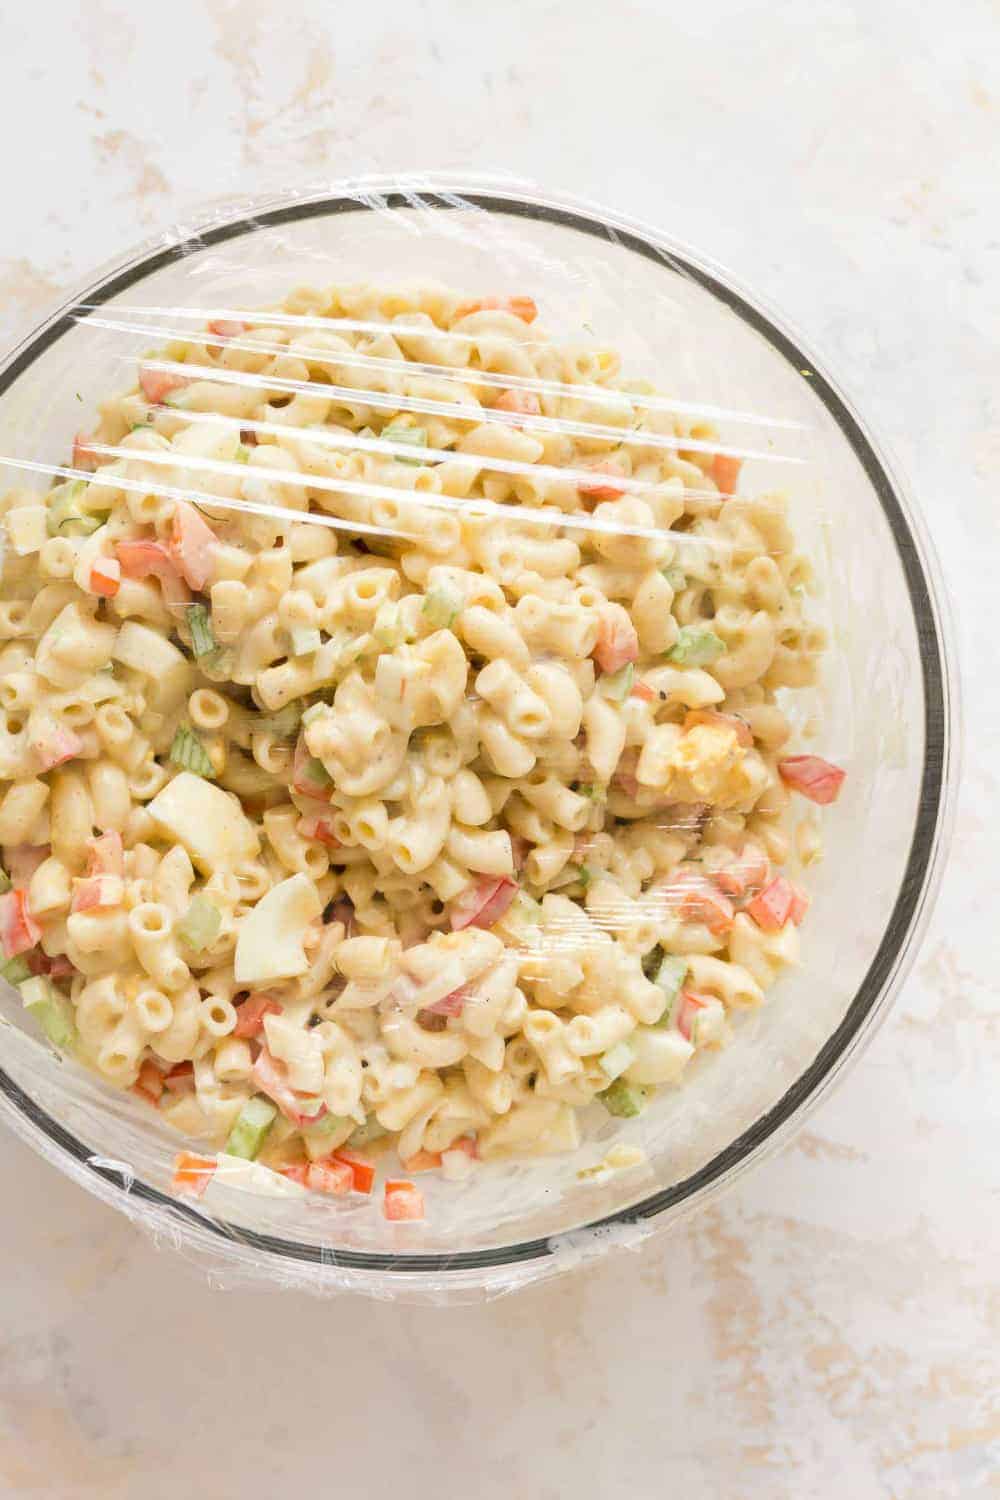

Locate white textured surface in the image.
[0,3,997,1496]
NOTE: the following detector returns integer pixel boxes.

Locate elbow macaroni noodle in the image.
[0,281,841,1187]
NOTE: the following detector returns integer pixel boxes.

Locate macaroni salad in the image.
[0,283,846,1219]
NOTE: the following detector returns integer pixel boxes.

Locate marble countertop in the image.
[1,3,997,1496]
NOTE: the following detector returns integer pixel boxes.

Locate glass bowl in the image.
[0,179,957,1301]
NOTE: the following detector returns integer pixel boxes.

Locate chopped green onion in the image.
[421,587,460,630]
[176,895,222,952]
[381,424,428,463]
[235,444,251,463]
[186,603,217,659]
[347,1116,389,1148]
[300,702,329,727]
[667,626,726,668]
[225,1096,278,1160]
[651,955,688,1026]
[47,480,102,537]
[661,564,687,591]
[20,976,76,1050]
[599,1041,635,1081]
[289,626,321,657]
[598,1078,647,1118]
[260,702,303,739]
[168,725,214,779]
[1,955,32,985]
[0,865,10,895]
[602,663,634,701]
[565,864,592,889]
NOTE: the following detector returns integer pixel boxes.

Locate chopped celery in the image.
[186,603,217,659]
[305,1113,353,1140]
[661,563,687,591]
[599,1041,635,1081]
[225,1095,278,1160]
[1,955,32,985]
[347,1116,389,1148]
[381,424,428,463]
[578,783,606,803]
[289,626,321,657]
[652,955,688,1026]
[570,865,592,889]
[373,602,409,649]
[421,587,460,629]
[602,663,634,701]
[20,976,76,1050]
[668,626,726,668]
[168,725,215,779]
[176,894,222,952]
[300,701,329,727]
[0,865,10,895]
[235,444,251,463]
[598,1078,647,1118]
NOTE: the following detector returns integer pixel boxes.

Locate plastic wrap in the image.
[0,177,957,1303]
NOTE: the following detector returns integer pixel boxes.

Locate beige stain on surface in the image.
[91,129,170,218]
[205,0,340,167]
[0,259,66,319]
[696,1209,774,1430]
[0,1397,136,1495]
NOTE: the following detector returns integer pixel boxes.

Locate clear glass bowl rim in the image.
[0,179,959,1278]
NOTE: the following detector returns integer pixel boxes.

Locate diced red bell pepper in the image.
[171,1151,216,1198]
[139,366,189,404]
[86,831,124,878]
[592,611,639,674]
[331,1149,376,1196]
[296,815,340,847]
[383,1180,425,1221]
[232,993,283,1039]
[72,433,100,472]
[711,453,742,497]
[207,319,249,340]
[252,1047,325,1127]
[683,708,754,748]
[493,387,541,421]
[578,459,627,501]
[0,889,42,959]
[278,1163,310,1187]
[116,539,191,608]
[455,296,537,323]
[669,868,735,935]
[449,875,518,932]
[132,1060,164,1105]
[445,1136,479,1160]
[630,678,657,703]
[169,502,218,592]
[424,985,468,1018]
[71,875,124,913]
[711,845,770,900]
[778,755,846,806]
[31,722,84,772]
[746,875,795,933]
[88,557,121,598]
[676,989,718,1043]
[306,1159,353,1196]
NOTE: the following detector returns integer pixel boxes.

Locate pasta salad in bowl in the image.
[0,185,953,1294]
